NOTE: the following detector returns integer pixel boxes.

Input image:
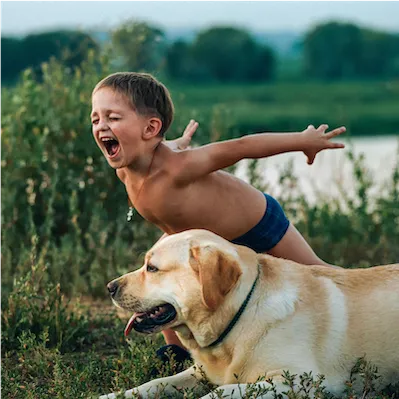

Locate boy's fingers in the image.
[184,121,198,138]
[189,121,199,134]
[329,142,345,149]
[183,119,195,133]
[325,126,346,139]
[317,124,329,132]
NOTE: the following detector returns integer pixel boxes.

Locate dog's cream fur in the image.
[100,230,399,398]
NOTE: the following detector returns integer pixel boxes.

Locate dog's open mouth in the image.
[101,137,120,157]
[124,304,177,336]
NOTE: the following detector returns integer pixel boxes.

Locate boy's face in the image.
[91,87,150,169]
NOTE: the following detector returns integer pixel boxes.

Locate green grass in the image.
[167,80,399,140]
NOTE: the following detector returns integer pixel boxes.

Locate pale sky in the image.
[1,1,399,36]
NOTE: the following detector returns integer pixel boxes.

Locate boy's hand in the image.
[166,119,199,151]
[302,124,346,165]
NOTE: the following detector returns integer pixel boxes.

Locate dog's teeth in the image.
[136,316,143,322]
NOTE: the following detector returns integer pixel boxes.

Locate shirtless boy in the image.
[91,72,346,363]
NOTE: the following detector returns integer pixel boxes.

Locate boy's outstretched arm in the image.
[173,124,346,184]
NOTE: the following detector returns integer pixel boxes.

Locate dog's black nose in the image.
[107,280,119,297]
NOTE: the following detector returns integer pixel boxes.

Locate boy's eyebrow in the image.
[90,109,124,118]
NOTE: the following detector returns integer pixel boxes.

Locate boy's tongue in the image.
[110,142,119,155]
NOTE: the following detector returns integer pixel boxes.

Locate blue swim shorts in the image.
[231,193,290,253]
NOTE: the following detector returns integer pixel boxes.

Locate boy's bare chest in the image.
[123,171,265,237]
[125,178,185,225]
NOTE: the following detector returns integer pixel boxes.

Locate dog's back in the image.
[307,263,399,387]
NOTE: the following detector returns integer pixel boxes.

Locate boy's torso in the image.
[119,155,267,241]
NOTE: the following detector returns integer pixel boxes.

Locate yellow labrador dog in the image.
[100,229,399,398]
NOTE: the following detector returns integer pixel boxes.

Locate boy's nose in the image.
[97,120,109,132]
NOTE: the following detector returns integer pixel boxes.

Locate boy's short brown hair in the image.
[93,72,174,136]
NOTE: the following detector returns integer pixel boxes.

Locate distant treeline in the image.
[2,30,97,84]
[2,20,399,85]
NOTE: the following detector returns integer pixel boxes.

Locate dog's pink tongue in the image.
[124,313,144,337]
[124,315,135,337]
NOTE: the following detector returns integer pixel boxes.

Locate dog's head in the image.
[107,230,255,342]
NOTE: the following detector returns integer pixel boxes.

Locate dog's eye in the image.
[146,264,158,273]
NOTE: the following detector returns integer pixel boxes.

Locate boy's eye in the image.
[91,119,99,125]
[146,264,158,273]
[109,117,119,121]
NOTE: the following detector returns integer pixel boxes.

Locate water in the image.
[235,135,399,203]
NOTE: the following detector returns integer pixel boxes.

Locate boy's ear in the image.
[143,117,163,140]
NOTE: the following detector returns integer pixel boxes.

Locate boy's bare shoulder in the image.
[165,149,197,185]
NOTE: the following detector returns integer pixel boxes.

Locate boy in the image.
[91,72,346,363]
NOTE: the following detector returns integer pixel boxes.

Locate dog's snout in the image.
[107,280,119,297]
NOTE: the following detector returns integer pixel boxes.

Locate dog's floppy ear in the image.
[189,243,242,311]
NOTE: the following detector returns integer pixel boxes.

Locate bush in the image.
[1,52,160,298]
[2,55,399,299]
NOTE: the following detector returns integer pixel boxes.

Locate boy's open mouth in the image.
[101,137,120,157]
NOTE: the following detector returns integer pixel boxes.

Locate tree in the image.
[303,22,363,79]
[23,30,97,70]
[165,40,193,80]
[303,21,399,79]
[191,26,275,83]
[2,30,97,84]
[111,20,166,72]
[1,37,26,83]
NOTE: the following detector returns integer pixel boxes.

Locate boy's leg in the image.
[267,223,340,268]
[163,329,184,346]
[157,329,191,372]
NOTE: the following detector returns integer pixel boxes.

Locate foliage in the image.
[2,19,399,398]
[1,52,160,298]
[1,261,91,353]
[2,55,399,304]
[270,149,399,266]
[190,26,275,83]
[1,30,98,84]
[168,80,399,138]
[303,22,399,79]
[165,40,196,80]
[1,37,28,84]
[110,20,167,73]
[3,20,399,86]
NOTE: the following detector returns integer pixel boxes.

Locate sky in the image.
[1,1,399,36]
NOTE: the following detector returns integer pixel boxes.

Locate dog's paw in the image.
[98,394,117,399]
[98,388,136,399]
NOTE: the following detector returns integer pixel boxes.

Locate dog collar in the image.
[207,264,261,348]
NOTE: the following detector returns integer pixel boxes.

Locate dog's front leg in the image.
[99,365,203,399]
[199,377,288,399]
